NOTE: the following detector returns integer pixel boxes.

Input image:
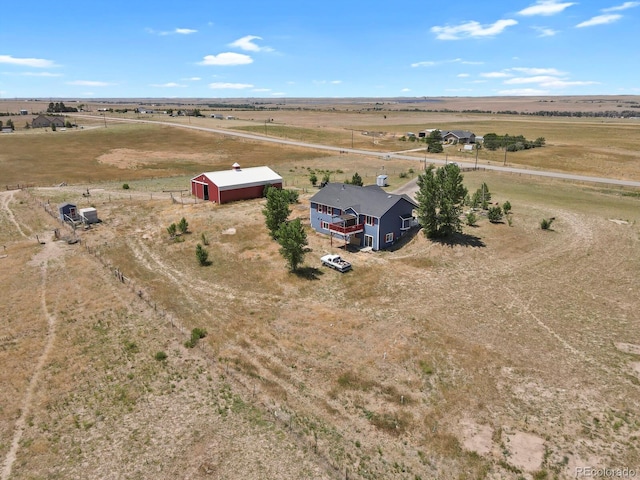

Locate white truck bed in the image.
[320,254,352,272]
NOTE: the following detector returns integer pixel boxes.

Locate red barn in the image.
[191,163,283,204]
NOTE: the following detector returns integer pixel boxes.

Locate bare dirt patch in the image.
[96,148,225,169]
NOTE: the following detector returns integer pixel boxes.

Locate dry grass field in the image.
[1,99,639,479]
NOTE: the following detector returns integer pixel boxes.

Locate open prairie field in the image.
[1,101,639,479]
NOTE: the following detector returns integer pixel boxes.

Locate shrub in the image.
[200,232,209,245]
[178,217,189,234]
[465,212,477,226]
[487,206,503,223]
[309,173,318,186]
[185,328,207,348]
[196,244,209,266]
[167,223,177,238]
[540,218,555,230]
[122,183,130,190]
[154,351,168,361]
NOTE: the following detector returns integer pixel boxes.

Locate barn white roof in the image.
[197,166,282,191]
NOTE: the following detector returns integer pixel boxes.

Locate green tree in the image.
[471,182,491,209]
[502,200,512,216]
[416,163,468,238]
[426,130,443,153]
[263,187,291,238]
[487,205,503,223]
[6,119,14,131]
[483,133,501,151]
[321,172,331,185]
[178,217,189,234]
[309,173,318,186]
[167,223,177,238]
[277,219,308,271]
[350,172,363,187]
[195,243,209,266]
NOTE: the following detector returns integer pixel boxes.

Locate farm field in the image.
[1,100,639,479]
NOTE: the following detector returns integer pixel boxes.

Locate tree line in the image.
[47,102,78,113]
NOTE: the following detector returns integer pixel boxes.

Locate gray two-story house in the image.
[309,183,417,251]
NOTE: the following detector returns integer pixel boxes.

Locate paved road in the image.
[83,115,640,189]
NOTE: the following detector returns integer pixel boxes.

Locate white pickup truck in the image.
[320,254,352,273]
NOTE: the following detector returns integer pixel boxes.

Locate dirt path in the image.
[0,191,28,238]
[1,240,61,480]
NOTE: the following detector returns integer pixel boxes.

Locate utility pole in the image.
[475,144,479,170]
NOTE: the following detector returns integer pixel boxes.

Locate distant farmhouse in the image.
[310,183,417,251]
[31,115,65,129]
[442,130,475,144]
[418,129,476,144]
[191,163,283,204]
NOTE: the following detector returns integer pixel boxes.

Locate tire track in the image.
[0,191,27,239]
[1,244,58,480]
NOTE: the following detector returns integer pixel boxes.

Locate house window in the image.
[365,215,374,226]
[385,232,394,243]
[321,221,329,230]
[316,203,322,212]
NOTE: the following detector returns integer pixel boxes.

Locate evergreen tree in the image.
[277,219,308,271]
[426,130,443,153]
[416,163,468,238]
[350,172,363,187]
[263,187,291,238]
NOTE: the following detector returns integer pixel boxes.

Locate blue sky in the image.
[1,0,639,98]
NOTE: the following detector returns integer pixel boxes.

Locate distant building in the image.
[190,163,283,204]
[19,109,28,115]
[442,130,476,144]
[31,115,65,129]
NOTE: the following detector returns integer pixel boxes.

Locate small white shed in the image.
[376,175,388,187]
[79,207,98,224]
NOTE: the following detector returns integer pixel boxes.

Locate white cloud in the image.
[603,2,640,12]
[431,19,518,40]
[511,67,565,75]
[208,82,254,89]
[182,77,201,81]
[576,14,622,27]
[401,88,411,92]
[229,35,274,52]
[252,88,271,92]
[330,80,342,84]
[518,1,576,16]
[150,82,186,88]
[504,75,562,84]
[271,92,286,96]
[67,80,113,87]
[533,26,558,36]
[457,73,470,77]
[0,55,56,68]
[149,27,198,35]
[2,71,62,77]
[538,79,599,88]
[481,71,512,78]
[498,88,550,95]
[198,53,253,66]
[411,61,436,67]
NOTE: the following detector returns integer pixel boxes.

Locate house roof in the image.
[310,183,417,218]
[443,130,474,139]
[194,166,282,191]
